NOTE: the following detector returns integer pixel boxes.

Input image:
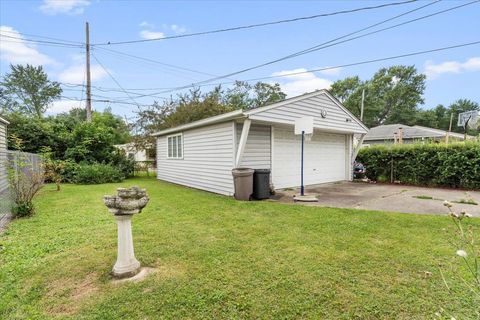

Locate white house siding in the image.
[156,121,235,195]
[235,123,271,170]
[248,92,365,134]
[272,127,347,189]
[0,121,7,193]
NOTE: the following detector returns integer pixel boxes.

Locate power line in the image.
[91,52,145,109]
[60,40,480,107]
[143,40,480,95]
[0,29,83,45]
[160,0,476,91]
[92,46,224,81]
[0,33,82,48]
[93,0,419,45]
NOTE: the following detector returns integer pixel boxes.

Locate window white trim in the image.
[167,133,183,159]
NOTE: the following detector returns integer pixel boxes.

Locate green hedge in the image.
[357,142,480,189]
[62,162,126,184]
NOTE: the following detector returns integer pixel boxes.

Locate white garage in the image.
[153,90,368,196]
[272,129,348,189]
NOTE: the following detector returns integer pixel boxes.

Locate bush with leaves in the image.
[357,142,480,189]
[6,135,44,217]
[72,163,124,184]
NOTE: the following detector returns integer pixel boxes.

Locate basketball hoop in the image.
[294,117,315,197]
[458,110,479,129]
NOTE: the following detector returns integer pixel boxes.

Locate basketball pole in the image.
[301,130,305,196]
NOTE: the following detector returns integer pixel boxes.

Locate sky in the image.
[0,0,479,119]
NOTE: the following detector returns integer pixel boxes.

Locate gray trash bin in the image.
[231,168,254,201]
[253,169,271,200]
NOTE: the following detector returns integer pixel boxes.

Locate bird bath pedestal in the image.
[104,186,149,279]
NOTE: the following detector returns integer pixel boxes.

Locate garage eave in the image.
[151,109,245,136]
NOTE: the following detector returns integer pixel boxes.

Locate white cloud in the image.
[272,68,333,97]
[0,26,54,65]
[58,64,108,84]
[170,24,186,34]
[47,99,84,114]
[139,30,165,40]
[39,0,90,15]
[424,57,480,79]
[138,22,186,39]
[139,21,154,28]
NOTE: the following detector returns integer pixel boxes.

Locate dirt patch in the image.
[44,273,99,316]
[153,260,186,280]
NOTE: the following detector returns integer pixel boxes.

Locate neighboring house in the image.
[0,116,9,193]
[364,124,469,145]
[115,143,155,163]
[153,90,368,196]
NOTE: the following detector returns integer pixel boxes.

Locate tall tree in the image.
[0,64,62,118]
[133,81,286,148]
[329,65,426,128]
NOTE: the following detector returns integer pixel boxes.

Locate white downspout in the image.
[352,133,366,162]
[235,119,251,168]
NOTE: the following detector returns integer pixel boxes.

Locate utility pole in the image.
[446,112,453,145]
[85,22,92,122]
[360,89,365,122]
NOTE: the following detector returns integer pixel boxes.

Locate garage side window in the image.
[167,133,183,159]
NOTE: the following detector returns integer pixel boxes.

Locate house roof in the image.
[364,123,467,141]
[152,90,368,136]
[0,116,9,125]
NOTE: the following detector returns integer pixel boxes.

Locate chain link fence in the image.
[0,150,43,229]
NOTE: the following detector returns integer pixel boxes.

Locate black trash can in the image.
[252,169,271,200]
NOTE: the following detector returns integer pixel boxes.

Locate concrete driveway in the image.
[273,182,480,217]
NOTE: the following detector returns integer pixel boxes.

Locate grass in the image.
[413,195,434,200]
[453,198,478,206]
[1,177,478,319]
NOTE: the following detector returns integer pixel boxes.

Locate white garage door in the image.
[272,128,348,189]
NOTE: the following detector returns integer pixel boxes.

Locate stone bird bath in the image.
[104,186,149,278]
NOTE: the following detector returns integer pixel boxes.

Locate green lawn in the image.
[0,177,478,319]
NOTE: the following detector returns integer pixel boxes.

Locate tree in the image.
[0,64,62,118]
[133,81,286,148]
[329,65,426,128]
[223,81,287,110]
[416,100,479,136]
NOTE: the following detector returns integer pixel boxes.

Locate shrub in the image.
[357,142,480,189]
[71,163,125,184]
[6,148,44,218]
[110,150,135,178]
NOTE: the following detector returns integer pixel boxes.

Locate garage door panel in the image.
[273,129,346,189]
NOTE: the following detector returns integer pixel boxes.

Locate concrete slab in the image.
[274,182,480,217]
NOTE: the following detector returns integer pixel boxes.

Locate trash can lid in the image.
[254,169,271,174]
[232,168,254,176]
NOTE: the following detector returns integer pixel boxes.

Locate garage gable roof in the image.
[152,90,368,137]
[245,90,369,134]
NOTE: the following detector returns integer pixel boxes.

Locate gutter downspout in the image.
[235,118,251,168]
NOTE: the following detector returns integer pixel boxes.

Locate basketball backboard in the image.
[457,110,479,128]
[294,116,314,135]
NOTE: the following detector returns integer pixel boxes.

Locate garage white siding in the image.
[156,121,235,195]
[272,127,347,189]
[235,123,271,170]
[248,91,366,134]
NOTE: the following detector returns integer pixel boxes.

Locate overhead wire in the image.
[0,33,82,48]
[91,52,149,109]
[154,0,477,92]
[93,0,419,45]
[139,40,480,96]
